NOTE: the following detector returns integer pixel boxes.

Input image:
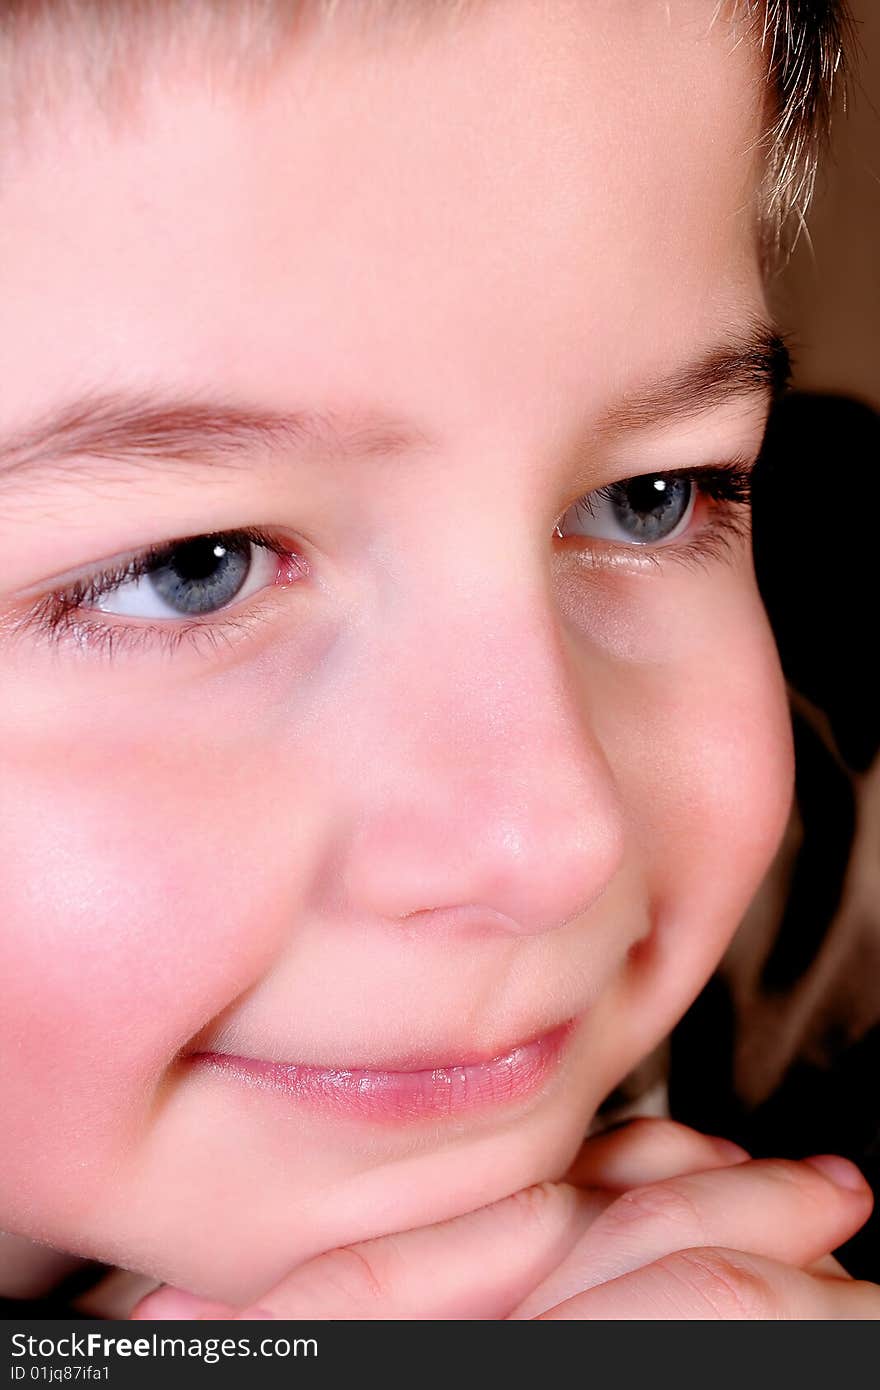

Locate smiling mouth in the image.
[187,1020,576,1124]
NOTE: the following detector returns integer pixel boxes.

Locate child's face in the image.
[0,0,793,1301]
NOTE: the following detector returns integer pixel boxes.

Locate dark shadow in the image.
[669,391,880,1281]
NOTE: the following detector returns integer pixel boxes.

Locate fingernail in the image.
[804,1154,869,1192]
[713,1137,751,1164]
[131,1287,235,1320]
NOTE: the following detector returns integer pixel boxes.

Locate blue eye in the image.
[556,474,695,546]
[18,525,305,661]
[94,532,280,619]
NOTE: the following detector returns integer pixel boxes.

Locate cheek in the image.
[0,725,294,1225]
[591,568,795,1063]
[632,608,794,916]
[563,556,794,883]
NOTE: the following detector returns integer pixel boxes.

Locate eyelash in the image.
[18,525,299,663]
[12,463,753,661]
[560,462,753,570]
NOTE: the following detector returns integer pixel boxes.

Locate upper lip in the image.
[190,1017,576,1074]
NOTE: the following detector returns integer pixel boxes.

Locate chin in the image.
[99,1094,593,1304]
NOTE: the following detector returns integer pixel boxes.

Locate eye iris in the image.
[147,534,251,615]
[608,475,691,543]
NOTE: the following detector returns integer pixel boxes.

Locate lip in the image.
[188,1020,576,1124]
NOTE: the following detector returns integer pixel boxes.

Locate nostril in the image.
[397,904,532,937]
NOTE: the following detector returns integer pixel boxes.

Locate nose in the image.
[332,587,625,938]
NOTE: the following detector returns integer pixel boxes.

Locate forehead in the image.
[0,0,766,447]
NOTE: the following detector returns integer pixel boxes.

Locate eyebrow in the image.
[0,324,790,491]
[597,323,791,434]
[0,394,437,492]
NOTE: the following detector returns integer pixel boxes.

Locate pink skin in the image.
[0,1,792,1304]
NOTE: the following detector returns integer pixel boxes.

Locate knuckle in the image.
[505,1180,570,1233]
[600,1117,700,1150]
[311,1242,399,1310]
[658,1247,783,1320]
[599,1179,707,1243]
[627,1117,700,1145]
[757,1158,843,1215]
[848,1277,880,1313]
[758,1157,814,1188]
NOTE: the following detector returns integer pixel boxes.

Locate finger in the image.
[566,1118,749,1191]
[807,1253,853,1280]
[511,1154,873,1318]
[538,1245,880,1320]
[132,1180,603,1322]
[72,1269,163,1319]
[130,1287,239,1320]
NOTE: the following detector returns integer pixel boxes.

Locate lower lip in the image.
[189,1022,574,1124]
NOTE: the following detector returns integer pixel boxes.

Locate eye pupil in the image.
[148,533,252,614]
[608,474,691,542]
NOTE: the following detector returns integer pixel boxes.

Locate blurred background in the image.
[777,0,879,406]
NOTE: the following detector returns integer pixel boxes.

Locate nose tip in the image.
[338,766,625,938]
[328,586,626,939]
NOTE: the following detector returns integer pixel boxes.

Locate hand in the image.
[511,1147,879,1319]
[128,1120,878,1320]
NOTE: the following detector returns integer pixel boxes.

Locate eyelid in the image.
[9,525,305,605]
[597,456,755,497]
[6,526,307,661]
[86,528,297,613]
[555,458,753,526]
[552,458,755,565]
[20,526,299,604]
